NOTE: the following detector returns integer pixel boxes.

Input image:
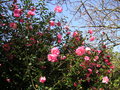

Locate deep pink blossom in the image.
[39,76,46,83]
[56,22,61,26]
[73,31,78,37]
[102,76,109,84]
[88,30,93,34]
[49,21,55,26]
[9,23,17,29]
[57,34,62,40]
[89,36,95,41]
[54,6,63,13]
[47,54,58,62]
[14,9,22,17]
[75,46,85,56]
[51,47,60,56]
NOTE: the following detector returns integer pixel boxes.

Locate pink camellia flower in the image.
[93,56,99,61]
[84,56,90,61]
[73,31,78,37]
[75,46,85,56]
[67,32,71,35]
[14,9,22,17]
[27,10,35,16]
[89,36,95,41]
[9,23,17,29]
[6,78,11,83]
[64,25,69,30]
[88,68,92,73]
[54,6,63,13]
[102,76,109,84]
[110,65,115,69]
[51,47,60,56]
[39,76,46,83]
[56,22,61,26]
[49,21,55,26]
[60,56,66,60]
[47,54,58,62]
[88,30,93,34]
[57,34,62,40]
[58,39,61,43]
[85,47,91,51]
[73,82,77,87]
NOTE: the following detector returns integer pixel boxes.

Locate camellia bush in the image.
[0,0,115,90]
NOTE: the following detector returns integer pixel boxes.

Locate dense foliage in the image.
[0,0,119,90]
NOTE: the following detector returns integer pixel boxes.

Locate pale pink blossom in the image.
[89,36,95,41]
[93,56,99,61]
[88,30,93,34]
[27,10,35,16]
[39,76,46,83]
[47,54,58,62]
[51,47,60,55]
[64,25,69,30]
[54,6,63,13]
[84,56,90,61]
[49,21,55,26]
[85,47,91,51]
[75,46,85,56]
[60,56,66,60]
[102,76,109,84]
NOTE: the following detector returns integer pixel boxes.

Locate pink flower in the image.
[27,10,35,16]
[49,21,55,26]
[64,26,69,30]
[102,76,109,84]
[9,23,17,29]
[56,22,61,26]
[88,68,92,73]
[47,54,58,62]
[67,32,71,35]
[60,56,66,60]
[58,39,61,43]
[75,46,85,56]
[84,56,90,61]
[6,78,11,83]
[57,34,62,40]
[14,9,22,17]
[89,36,95,41]
[93,56,99,61]
[39,76,46,83]
[85,47,91,51]
[88,30,93,34]
[51,47,60,56]
[54,6,63,13]
[73,31,78,37]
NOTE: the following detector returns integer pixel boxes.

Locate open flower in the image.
[39,76,46,83]
[54,6,63,13]
[51,47,60,56]
[102,76,109,84]
[47,54,58,62]
[75,46,85,56]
